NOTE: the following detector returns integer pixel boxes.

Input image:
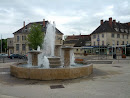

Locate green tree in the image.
[0,39,7,53]
[27,24,44,50]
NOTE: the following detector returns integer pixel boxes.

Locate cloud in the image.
[0,0,130,38]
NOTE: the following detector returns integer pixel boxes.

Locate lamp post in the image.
[1,35,2,53]
[106,44,109,60]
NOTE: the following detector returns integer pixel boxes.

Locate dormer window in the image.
[114,28,119,32]
[121,29,124,32]
[125,29,128,33]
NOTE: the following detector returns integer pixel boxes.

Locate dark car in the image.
[9,54,23,59]
[22,54,28,60]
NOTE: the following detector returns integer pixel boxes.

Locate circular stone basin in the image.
[10,63,93,80]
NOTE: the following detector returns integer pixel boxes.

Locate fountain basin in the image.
[10,63,93,80]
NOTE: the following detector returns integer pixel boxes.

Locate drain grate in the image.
[50,85,64,89]
[113,66,122,68]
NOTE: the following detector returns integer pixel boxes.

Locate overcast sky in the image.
[0,0,130,39]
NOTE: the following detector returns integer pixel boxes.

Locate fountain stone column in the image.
[62,47,73,67]
[28,51,41,66]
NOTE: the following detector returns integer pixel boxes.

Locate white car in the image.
[0,53,8,57]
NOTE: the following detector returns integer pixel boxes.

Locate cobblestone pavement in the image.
[0,61,130,98]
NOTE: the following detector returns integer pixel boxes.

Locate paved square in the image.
[0,60,130,98]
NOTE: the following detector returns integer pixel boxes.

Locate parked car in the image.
[9,54,23,59]
[23,54,28,60]
[0,53,8,58]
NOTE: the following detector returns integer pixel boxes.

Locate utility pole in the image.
[1,35,2,53]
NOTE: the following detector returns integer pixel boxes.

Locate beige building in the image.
[64,35,91,56]
[9,19,63,56]
[91,17,130,54]
[7,38,14,56]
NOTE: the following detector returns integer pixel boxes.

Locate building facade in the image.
[64,35,91,56]
[8,19,63,56]
[91,17,130,55]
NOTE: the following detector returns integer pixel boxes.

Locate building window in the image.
[10,50,12,54]
[93,35,96,39]
[22,44,26,51]
[117,41,119,45]
[76,49,78,51]
[17,36,19,42]
[16,44,19,51]
[127,41,128,44]
[117,34,120,38]
[60,39,62,44]
[102,34,104,38]
[122,41,124,45]
[98,35,99,38]
[102,41,104,46]
[127,35,128,39]
[98,41,100,46]
[112,40,115,46]
[94,42,95,46]
[111,33,114,38]
[122,35,124,39]
[29,46,32,51]
[22,36,26,40]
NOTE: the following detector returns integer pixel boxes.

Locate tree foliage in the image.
[0,39,7,52]
[27,24,44,50]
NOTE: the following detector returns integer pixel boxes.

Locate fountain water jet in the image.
[42,22,56,57]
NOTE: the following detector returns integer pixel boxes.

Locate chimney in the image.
[43,19,45,27]
[23,21,25,27]
[128,23,130,27]
[100,20,103,25]
[113,20,116,25]
[109,17,112,27]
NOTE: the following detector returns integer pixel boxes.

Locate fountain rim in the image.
[15,63,92,69]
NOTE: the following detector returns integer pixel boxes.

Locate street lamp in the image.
[97,35,100,59]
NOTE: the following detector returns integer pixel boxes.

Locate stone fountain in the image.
[10,22,93,80]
